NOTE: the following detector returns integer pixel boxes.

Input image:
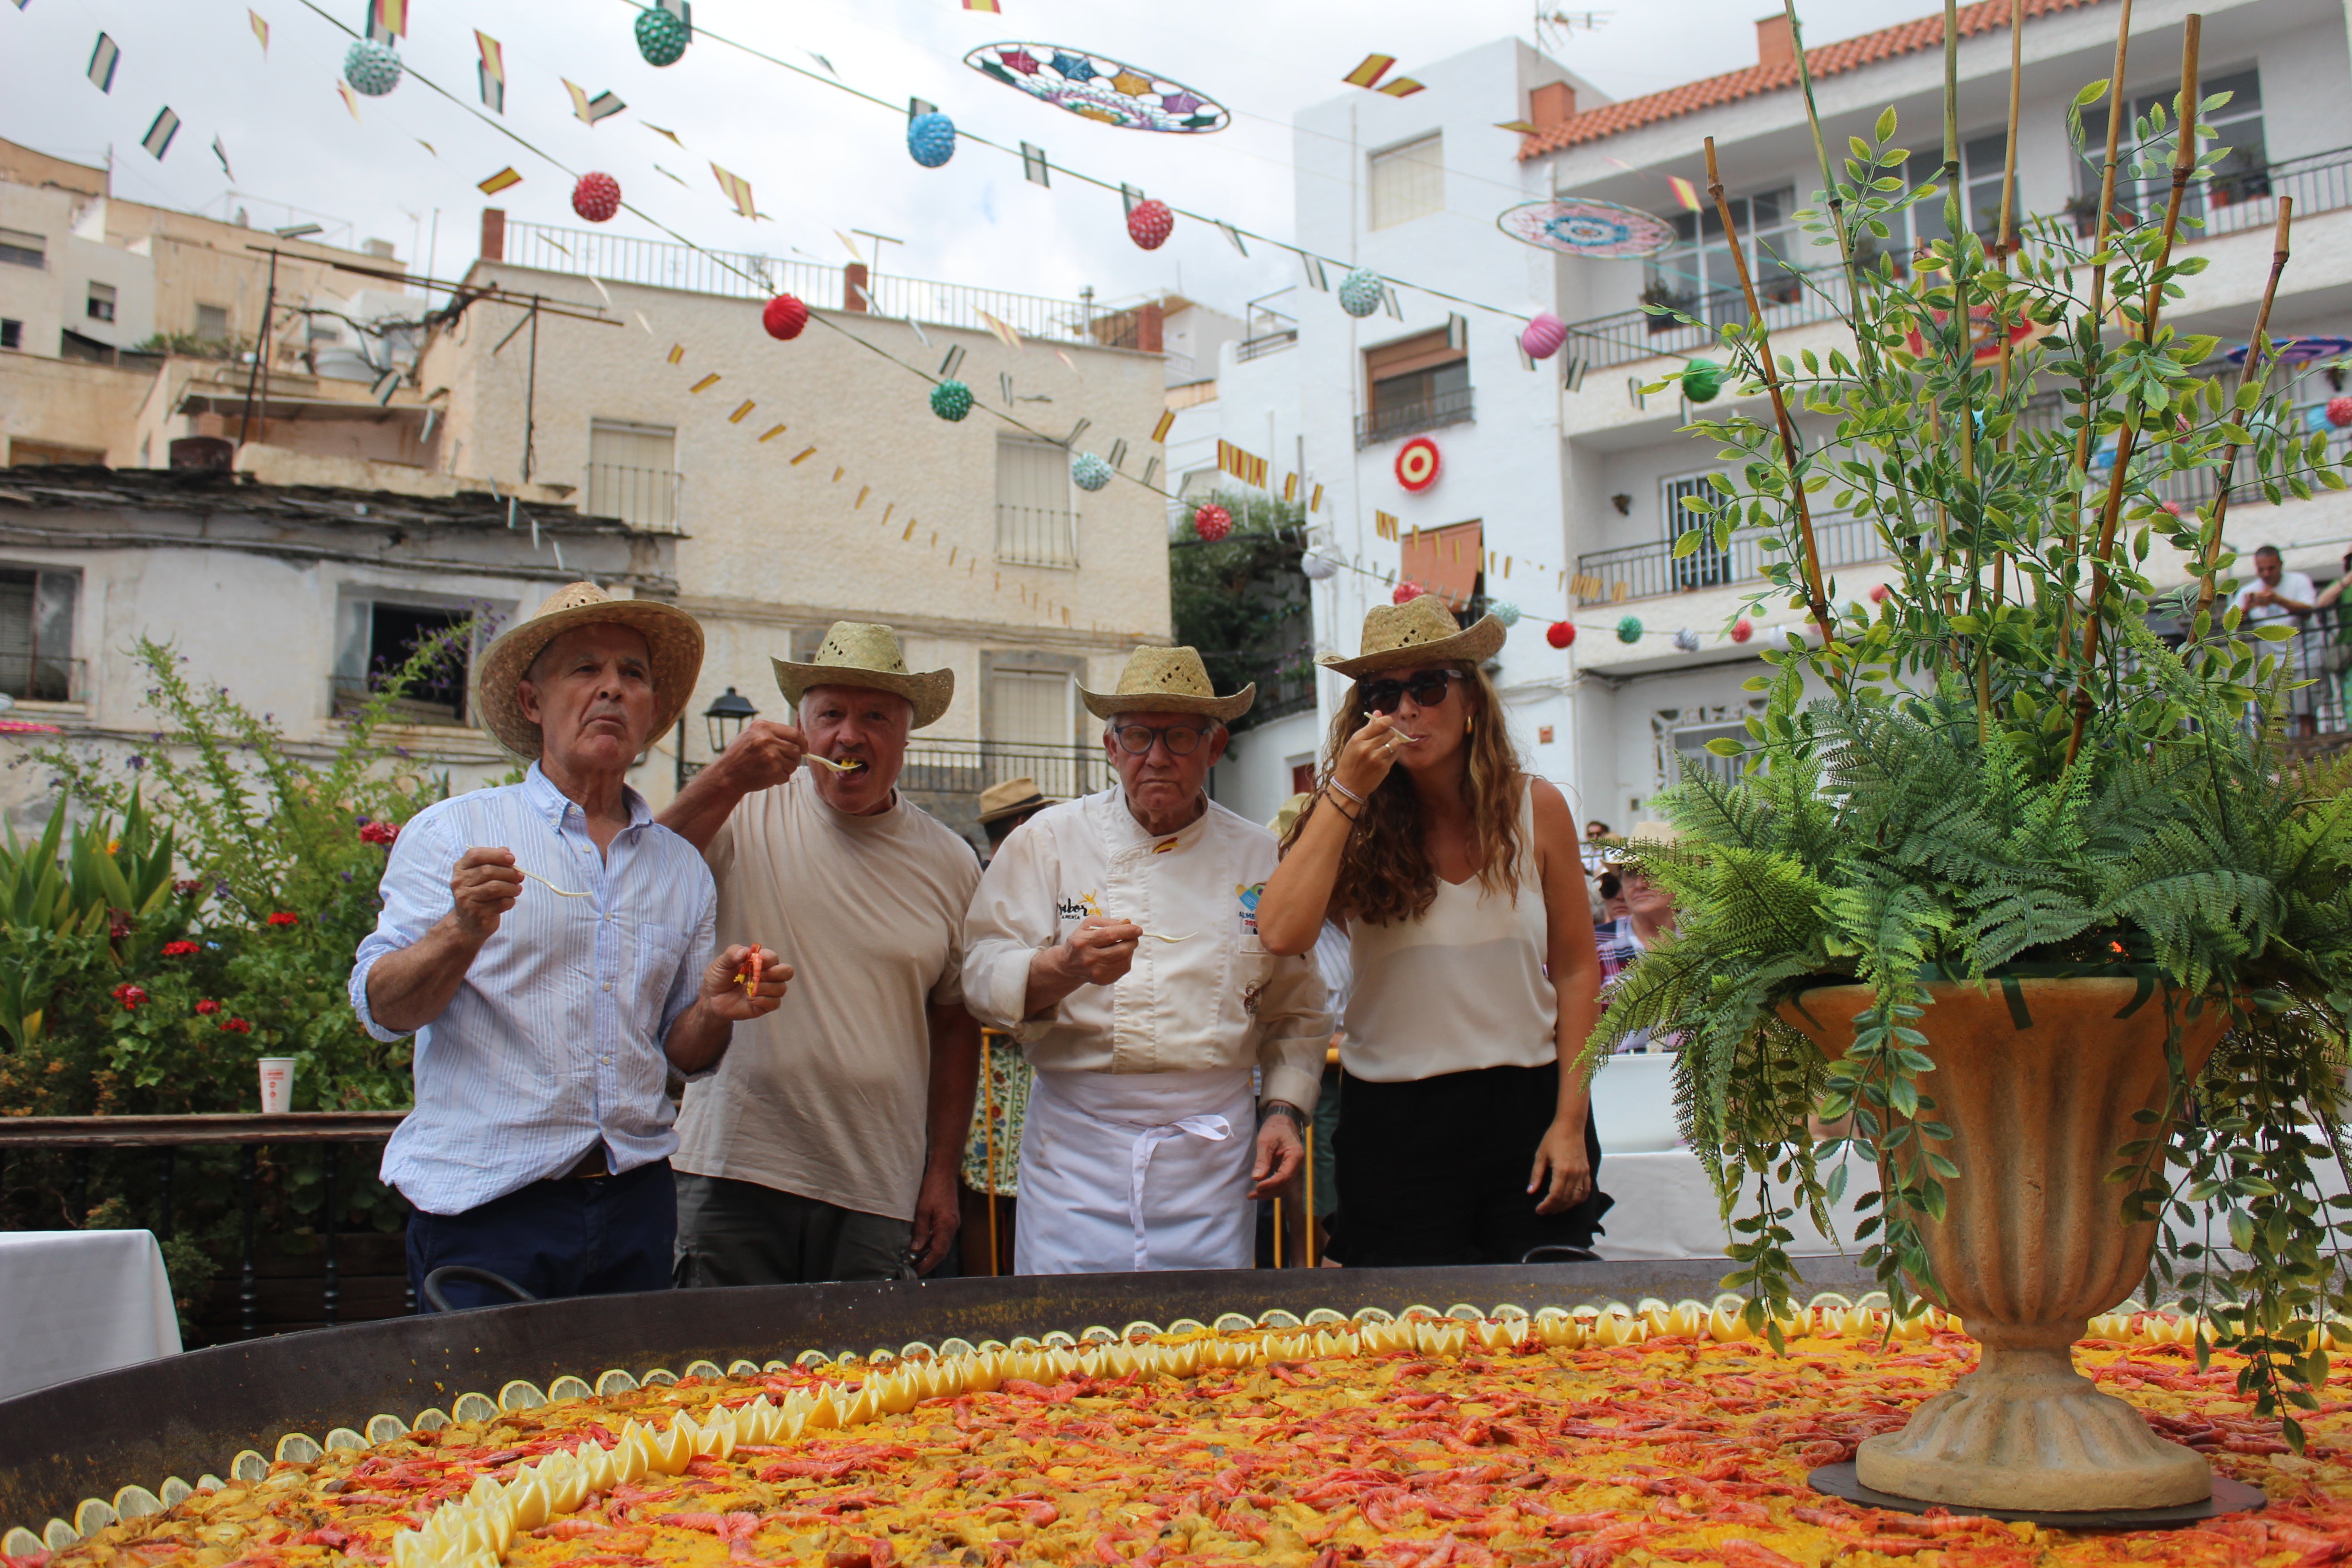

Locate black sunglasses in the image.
[1360,669,1466,716]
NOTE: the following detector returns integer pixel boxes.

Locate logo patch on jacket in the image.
[1235,882,1264,934]
[1057,891,1102,924]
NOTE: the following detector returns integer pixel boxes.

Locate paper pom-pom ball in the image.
[1301,550,1340,581]
[1127,199,1175,251]
[344,38,403,97]
[2329,396,2352,428]
[1546,620,1576,649]
[931,379,974,421]
[1338,268,1385,319]
[1392,579,1424,605]
[1673,628,1702,652]
[1616,616,1643,644]
[572,172,622,224]
[1488,600,1522,628]
[1520,313,1567,361]
[908,112,957,169]
[762,294,809,341]
[1730,618,1754,643]
[1193,503,1233,542]
[1072,451,1113,492]
[635,7,689,66]
[1681,359,1725,403]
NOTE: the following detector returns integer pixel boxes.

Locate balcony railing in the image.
[502,221,1107,345]
[2090,145,2352,241]
[1354,386,1475,449]
[1236,329,1298,362]
[901,739,1114,804]
[997,504,1079,569]
[584,462,684,533]
[1574,512,1885,606]
[0,652,84,704]
[1573,266,1852,371]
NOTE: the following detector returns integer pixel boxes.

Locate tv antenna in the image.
[1535,8,1611,54]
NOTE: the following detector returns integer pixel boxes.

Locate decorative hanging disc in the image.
[1193,503,1233,542]
[344,38,403,97]
[908,112,957,169]
[1497,198,1676,259]
[1521,313,1567,361]
[2226,335,2352,366]
[931,379,974,421]
[1730,618,1754,643]
[1616,616,1643,644]
[762,294,809,341]
[1546,620,1576,649]
[1672,628,1702,652]
[1681,360,1726,403]
[1395,437,1441,493]
[635,7,689,67]
[572,172,622,224]
[1300,550,1340,581]
[1127,199,1174,250]
[1488,600,1521,628]
[1392,579,1425,605]
[965,44,1228,132]
[1338,269,1385,319]
[1072,451,1113,492]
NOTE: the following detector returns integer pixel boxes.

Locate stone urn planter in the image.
[1777,975,2229,1512]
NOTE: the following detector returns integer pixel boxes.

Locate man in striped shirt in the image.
[351,584,789,1312]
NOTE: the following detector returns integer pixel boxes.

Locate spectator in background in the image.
[2234,544,2317,624]
[1599,870,1631,927]
[1598,825,1681,1052]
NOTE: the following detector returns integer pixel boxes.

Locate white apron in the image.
[1014,1066,1255,1275]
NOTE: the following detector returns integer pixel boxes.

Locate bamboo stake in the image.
[982,1032,1000,1277]
[2193,199,2293,620]
[1705,136,1838,652]
[1784,0,1879,379]
[2060,0,2137,656]
[1980,0,2026,728]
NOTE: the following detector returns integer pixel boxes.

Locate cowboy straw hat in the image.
[473,582,705,761]
[771,621,954,729]
[1320,593,1506,681]
[977,775,1059,825]
[1079,646,1255,724]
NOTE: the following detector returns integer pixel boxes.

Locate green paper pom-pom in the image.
[1616,616,1643,644]
[1681,359,1725,403]
[1337,268,1385,319]
[1071,451,1112,492]
[344,38,403,97]
[931,379,974,422]
[635,7,689,67]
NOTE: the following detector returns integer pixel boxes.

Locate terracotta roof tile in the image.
[1519,0,2106,159]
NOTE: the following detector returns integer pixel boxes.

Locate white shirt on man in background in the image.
[2235,570,2318,626]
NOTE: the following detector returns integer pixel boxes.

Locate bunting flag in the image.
[141,108,180,159]
[1150,409,1175,443]
[1216,440,1268,489]
[964,0,1001,10]
[834,230,863,263]
[88,34,120,93]
[250,10,270,54]
[710,162,755,217]
[975,309,1022,351]
[368,0,406,43]
[475,31,504,113]
[654,164,688,186]
[689,372,721,392]
[1310,483,1323,513]
[1378,78,1426,97]
[1374,511,1400,541]
[338,80,362,119]
[564,80,626,125]
[1215,219,1248,256]
[729,400,755,423]
[1020,141,1049,186]
[1343,54,1395,88]
[1667,175,1702,212]
[1283,473,1298,503]
[1301,254,1329,291]
[477,165,522,195]
[211,134,233,178]
[645,124,684,147]
[1494,119,1538,134]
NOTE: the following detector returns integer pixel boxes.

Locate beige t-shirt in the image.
[673,770,981,1220]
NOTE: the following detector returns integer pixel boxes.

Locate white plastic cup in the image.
[257,1057,296,1114]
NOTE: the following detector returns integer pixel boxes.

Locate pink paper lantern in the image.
[1730,618,1754,643]
[1521,312,1567,361]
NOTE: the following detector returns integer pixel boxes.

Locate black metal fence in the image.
[1574,511,1883,606]
[1354,387,1475,449]
[901,739,1114,803]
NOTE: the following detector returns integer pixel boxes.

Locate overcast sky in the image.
[4,0,1894,321]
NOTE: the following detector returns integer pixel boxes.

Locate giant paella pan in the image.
[3,1259,2342,1568]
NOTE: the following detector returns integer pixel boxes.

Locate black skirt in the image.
[1330,1060,1613,1268]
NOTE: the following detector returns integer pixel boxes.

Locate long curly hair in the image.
[1282,661,1527,926]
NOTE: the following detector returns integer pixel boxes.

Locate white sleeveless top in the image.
[1341,781,1558,1083]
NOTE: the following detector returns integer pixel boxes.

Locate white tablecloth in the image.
[0,1230,182,1399]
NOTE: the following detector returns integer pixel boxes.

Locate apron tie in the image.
[1128,1115,1232,1270]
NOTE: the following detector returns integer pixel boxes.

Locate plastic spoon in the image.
[806,754,865,773]
[518,867,589,898]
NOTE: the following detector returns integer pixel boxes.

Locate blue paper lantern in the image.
[1488,600,1522,628]
[1616,616,1643,644]
[1673,628,1701,652]
[343,38,403,97]
[1337,268,1384,319]
[931,379,974,422]
[1071,451,1112,492]
[908,112,957,169]
[635,7,689,67]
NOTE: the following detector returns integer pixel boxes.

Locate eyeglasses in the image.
[1112,723,1212,756]
[1360,669,1466,716]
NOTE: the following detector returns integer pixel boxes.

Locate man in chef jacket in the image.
[962,647,1328,1275]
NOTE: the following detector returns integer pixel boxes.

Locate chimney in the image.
[1529,80,1578,133]
[1755,14,1794,70]
[844,262,869,311]
[1135,301,1165,354]
[480,207,505,263]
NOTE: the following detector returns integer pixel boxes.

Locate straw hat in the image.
[1603,821,1680,866]
[977,775,1058,825]
[473,582,704,760]
[771,621,953,729]
[1078,646,1255,723]
[1320,593,1505,680]
[1267,791,1313,842]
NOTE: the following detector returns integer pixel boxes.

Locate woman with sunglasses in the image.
[1256,595,1611,1266]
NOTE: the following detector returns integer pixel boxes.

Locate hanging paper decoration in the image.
[1673,628,1701,652]
[636,6,690,66]
[1301,550,1340,581]
[908,111,957,168]
[2328,397,2352,428]
[344,37,402,97]
[931,379,974,421]
[964,44,1228,132]
[1616,617,1643,644]
[1392,579,1424,605]
[1681,359,1725,403]
[1193,503,1233,542]
[2226,335,2352,366]
[762,294,809,340]
[1730,618,1754,643]
[1521,313,1567,361]
[1546,620,1576,649]
[1072,451,1113,491]
[1496,199,1677,259]
[1338,269,1384,319]
[572,172,622,223]
[1868,582,1892,604]
[1488,600,1521,628]
[1127,198,1175,250]
[1395,436,1441,493]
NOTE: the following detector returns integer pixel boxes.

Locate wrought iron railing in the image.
[583,462,684,533]
[0,652,83,704]
[1574,512,1883,606]
[996,504,1079,569]
[1354,386,1475,449]
[1571,266,1849,371]
[900,739,1114,803]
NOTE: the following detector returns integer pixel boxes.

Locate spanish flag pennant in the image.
[368,0,407,43]
[791,446,817,465]
[1667,175,1702,212]
[758,424,787,442]
[711,162,756,218]
[1310,483,1323,513]
[250,10,270,55]
[689,372,721,392]
[564,79,627,126]
[729,400,755,424]
[1343,54,1395,88]
[475,31,505,114]
[975,309,1023,351]
[338,81,363,121]
[963,0,1001,10]
[477,166,522,195]
[1151,410,1176,444]
[1377,78,1425,98]
[1284,473,1298,503]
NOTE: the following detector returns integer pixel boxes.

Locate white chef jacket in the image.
[961,786,1328,1116]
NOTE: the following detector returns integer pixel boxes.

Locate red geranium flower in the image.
[194,1000,221,1015]
[266,911,299,927]
[219,1017,253,1034]
[162,940,200,957]
[111,983,147,1010]
[358,821,399,846]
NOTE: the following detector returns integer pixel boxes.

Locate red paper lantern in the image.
[1395,436,1441,494]
[2329,396,2352,428]
[762,294,810,341]
[1730,618,1754,643]
[1546,620,1576,649]
[1392,580,1424,605]
[1193,502,1232,542]
[572,172,622,223]
[1127,198,1175,251]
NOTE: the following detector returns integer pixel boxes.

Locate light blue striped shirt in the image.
[351,765,718,1215]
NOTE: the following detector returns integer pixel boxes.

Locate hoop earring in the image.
[1465,713,1475,736]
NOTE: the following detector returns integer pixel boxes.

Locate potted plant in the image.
[1590,0,2352,1513]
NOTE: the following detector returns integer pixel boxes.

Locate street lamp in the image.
[704,686,758,754]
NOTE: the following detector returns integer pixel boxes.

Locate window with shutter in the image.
[0,567,78,701]
[1368,134,1444,230]
[587,421,680,531]
[995,438,1078,568]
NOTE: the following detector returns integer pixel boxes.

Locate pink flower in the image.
[111,983,147,1011]
[173,878,205,897]
[162,940,200,957]
[358,820,399,846]
[219,1017,253,1034]
[194,1000,221,1015]
[266,911,299,927]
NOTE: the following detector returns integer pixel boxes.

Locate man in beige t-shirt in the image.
[659,622,981,1283]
